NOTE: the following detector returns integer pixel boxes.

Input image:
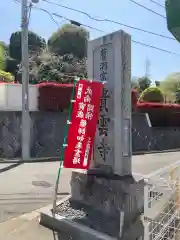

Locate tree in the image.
[0,43,5,70]
[160,72,180,102]
[131,76,138,89]
[139,87,164,103]
[17,50,87,83]
[9,31,46,62]
[48,24,89,59]
[155,81,160,87]
[0,41,9,56]
[137,76,151,92]
[175,88,180,103]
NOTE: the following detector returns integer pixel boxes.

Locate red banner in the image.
[63,79,103,169]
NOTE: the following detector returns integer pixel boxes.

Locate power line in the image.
[148,0,165,8]
[41,0,175,41]
[33,6,105,32]
[32,6,61,27]
[132,40,180,57]
[38,8,180,57]
[14,1,180,57]
[129,0,166,18]
[52,13,105,33]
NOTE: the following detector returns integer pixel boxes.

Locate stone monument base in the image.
[40,169,145,240]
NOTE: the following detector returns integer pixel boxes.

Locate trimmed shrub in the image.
[139,87,164,103]
[38,83,138,111]
[38,83,74,111]
[137,102,180,126]
[132,89,138,111]
[0,70,14,82]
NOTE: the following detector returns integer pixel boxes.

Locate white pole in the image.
[21,0,30,160]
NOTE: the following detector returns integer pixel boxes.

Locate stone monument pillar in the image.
[87,30,132,176]
[40,30,144,240]
[69,30,144,239]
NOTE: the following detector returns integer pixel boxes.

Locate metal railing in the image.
[144,160,180,240]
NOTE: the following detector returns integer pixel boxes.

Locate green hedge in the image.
[0,70,14,82]
[139,87,164,103]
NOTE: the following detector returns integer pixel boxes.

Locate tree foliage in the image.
[18,50,87,83]
[0,41,9,56]
[155,81,160,87]
[160,72,180,102]
[175,88,180,103]
[131,76,138,89]
[0,70,14,82]
[137,76,151,92]
[48,24,89,59]
[0,43,5,70]
[139,87,164,103]
[9,31,46,62]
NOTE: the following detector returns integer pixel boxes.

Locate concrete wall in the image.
[0,111,67,158]
[132,113,180,153]
[0,111,180,159]
[0,84,38,111]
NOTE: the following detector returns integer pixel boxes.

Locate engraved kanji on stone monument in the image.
[100,88,110,113]
[98,47,111,161]
[88,31,131,174]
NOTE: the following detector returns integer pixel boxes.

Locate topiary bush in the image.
[0,70,14,82]
[38,83,74,111]
[131,89,138,111]
[137,102,180,126]
[139,87,164,103]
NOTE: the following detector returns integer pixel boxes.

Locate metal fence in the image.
[144,161,180,240]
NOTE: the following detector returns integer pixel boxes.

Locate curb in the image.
[39,211,116,240]
[0,163,23,173]
[133,149,180,156]
[0,157,60,164]
[1,149,180,162]
[0,195,71,225]
[39,195,117,240]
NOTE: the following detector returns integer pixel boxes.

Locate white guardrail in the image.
[144,159,180,240]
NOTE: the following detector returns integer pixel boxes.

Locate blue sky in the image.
[1,0,180,81]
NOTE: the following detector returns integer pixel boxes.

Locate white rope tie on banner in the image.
[62,144,68,147]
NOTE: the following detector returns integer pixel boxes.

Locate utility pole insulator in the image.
[31,0,39,3]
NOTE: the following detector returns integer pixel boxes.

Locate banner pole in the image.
[52,78,78,216]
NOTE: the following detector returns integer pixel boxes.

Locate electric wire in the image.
[41,0,175,41]
[148,0,165,8]
[14,0,180,57]
[129,0,166,18]
[38,7,180,57]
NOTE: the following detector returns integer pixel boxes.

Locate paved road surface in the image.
[1,151,180,239]
[0,162,72,223]
[0,217,55,240]
[132,151,180,176]
[1,152,180,223]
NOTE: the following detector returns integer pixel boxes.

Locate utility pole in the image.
[21,0,31,160]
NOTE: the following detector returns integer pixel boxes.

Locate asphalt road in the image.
[1,151,180,239]
[0,162,72,223]
[1,152,180,223]
[1,151,180,223]
[132,151,180,176]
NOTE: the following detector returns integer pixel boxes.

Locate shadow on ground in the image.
[0,163,23,174]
